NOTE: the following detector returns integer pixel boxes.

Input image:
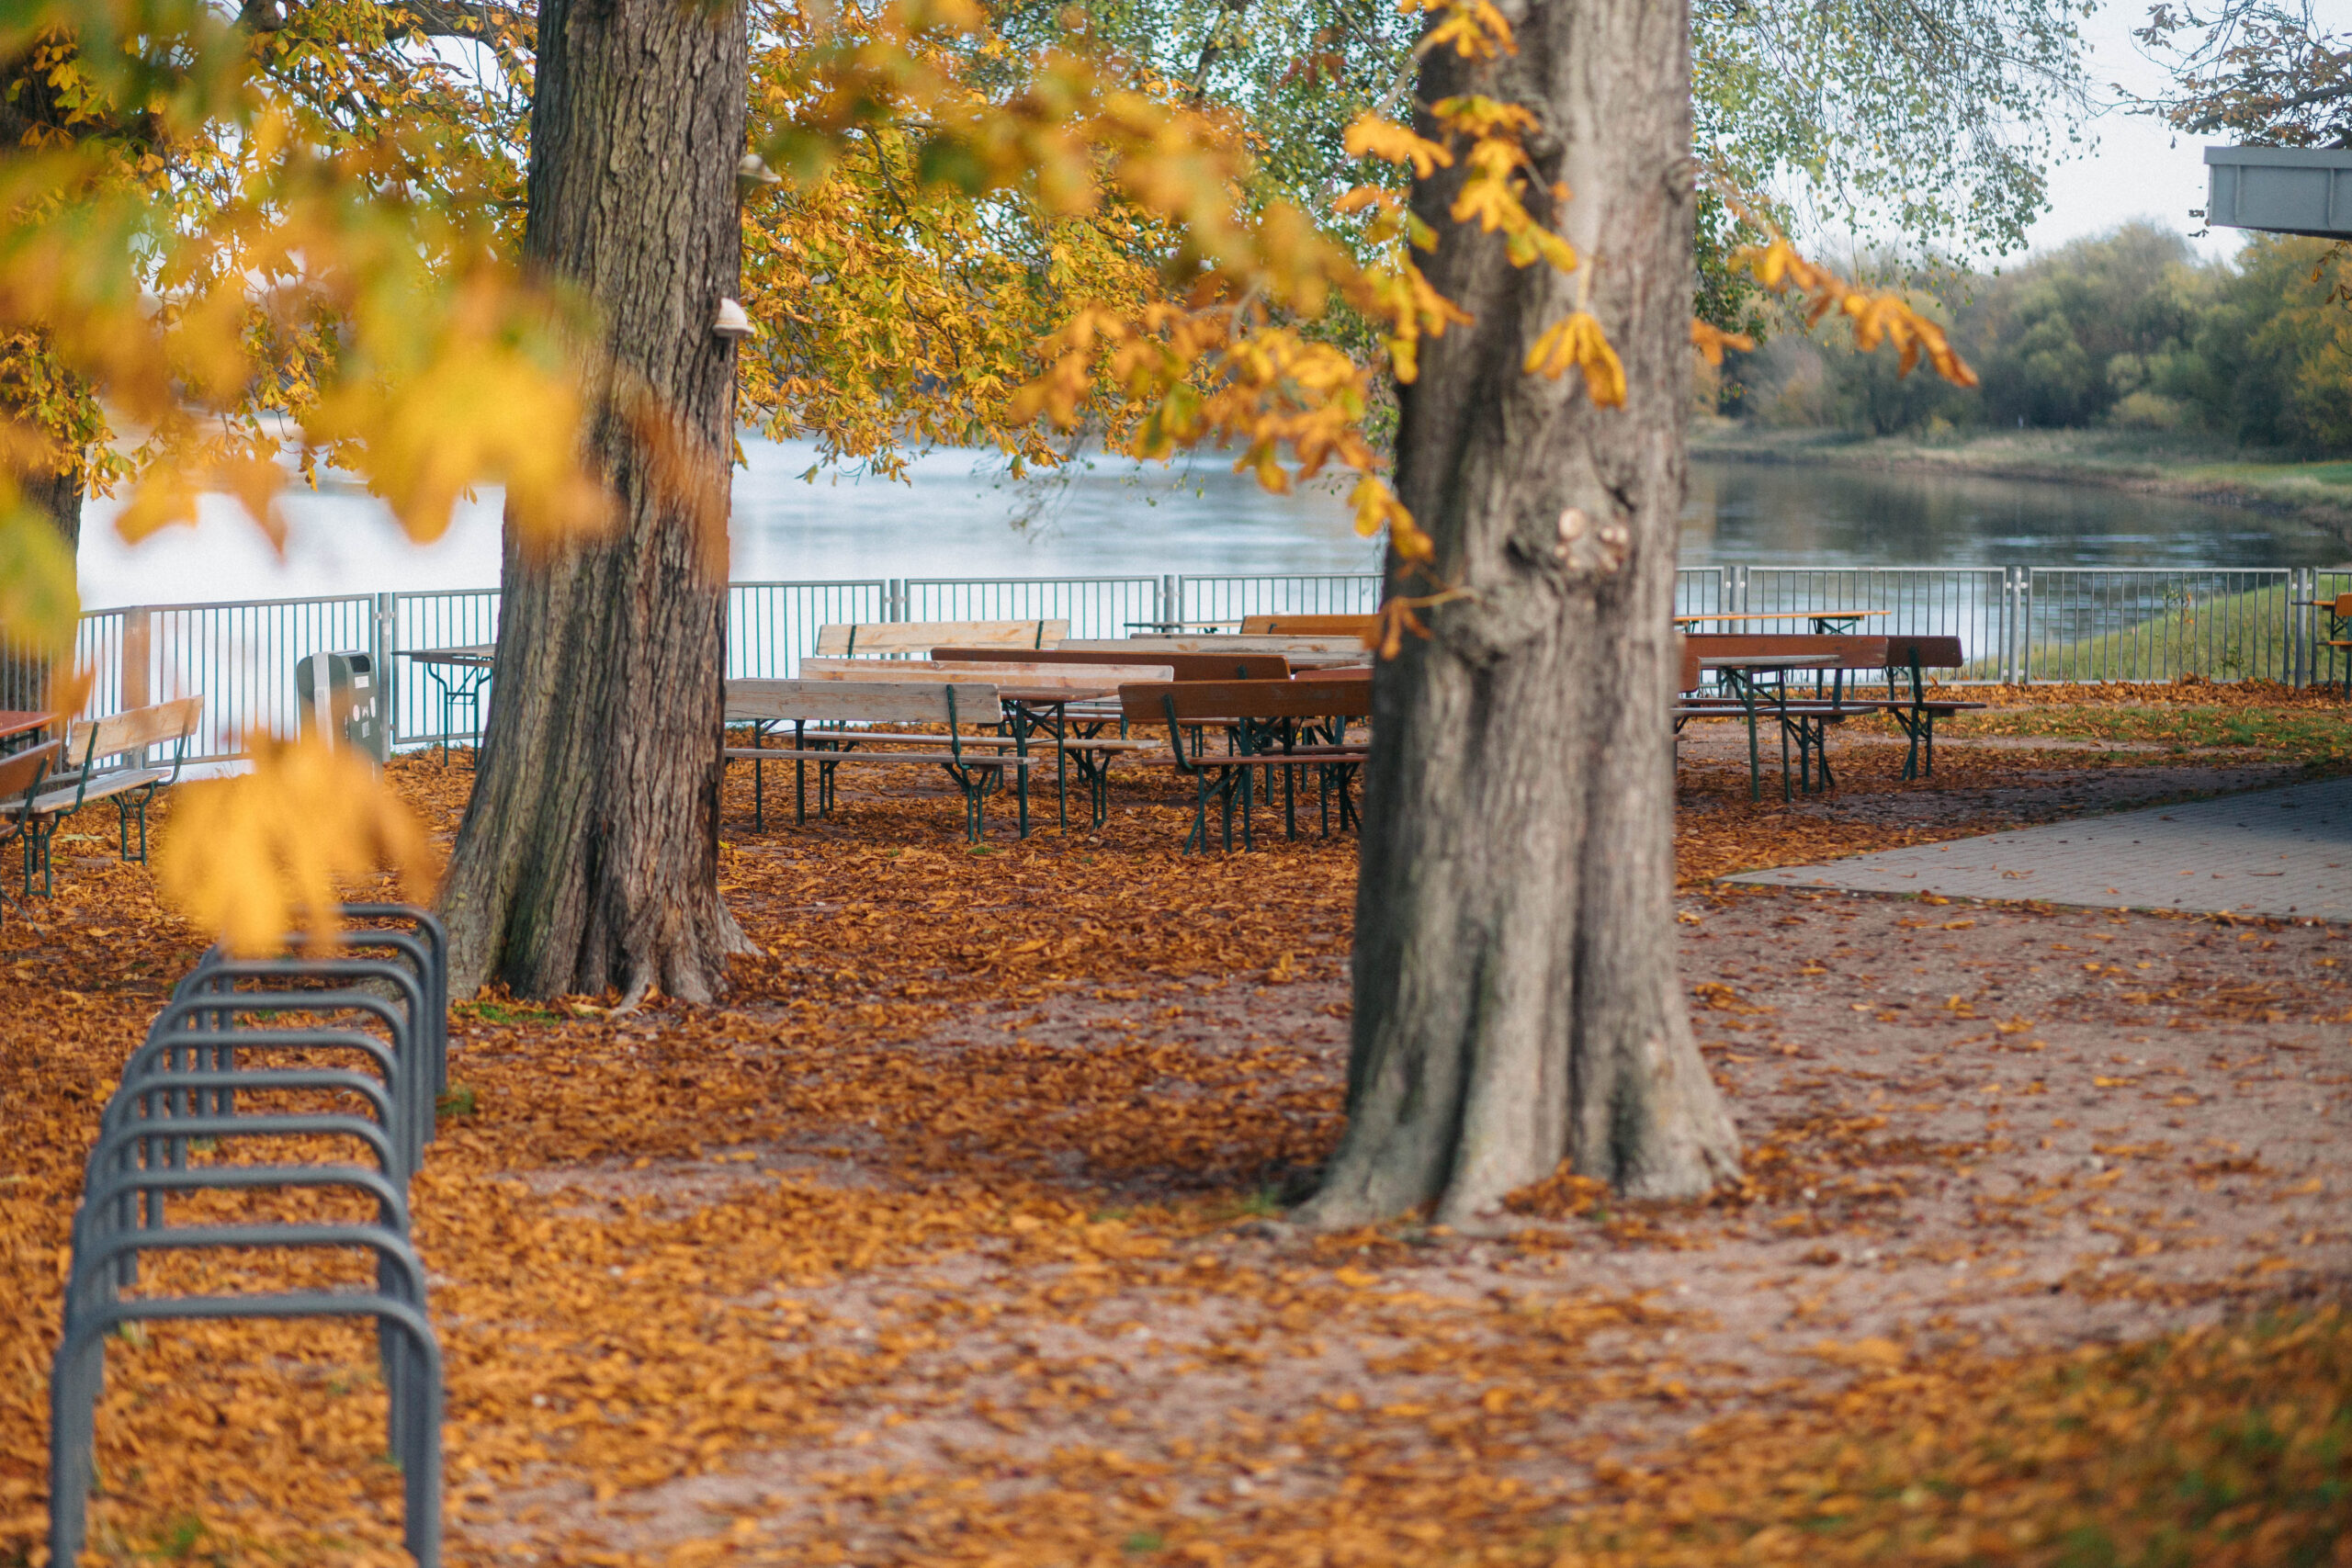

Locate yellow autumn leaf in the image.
[1341,114,1453,179]
[155,737,442,956]
[1522,310,1625,406]
[1690,318,1755,366]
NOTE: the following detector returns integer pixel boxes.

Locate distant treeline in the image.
[1717,225,2352,454]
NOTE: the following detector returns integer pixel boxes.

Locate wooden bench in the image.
[722,679,1032,841]
[811,619,1068,657]
[1238,614,1377,638]
[1119,676,1374,852]
[1678,637,1892,797]
[931,646,1295,682]
[1881,635,1984,778]
[797,658,1170,827]
[2314,592,2352,696]
[0,740,61,919]
[4,697,203,896]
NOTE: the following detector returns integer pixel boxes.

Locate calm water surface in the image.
[74,439,2347,611]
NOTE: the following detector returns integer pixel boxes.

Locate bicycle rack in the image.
[51,903,450,1568]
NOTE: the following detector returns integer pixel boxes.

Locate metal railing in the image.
[32,564,2351,760]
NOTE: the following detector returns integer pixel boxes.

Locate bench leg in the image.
[29,815,56,897]
[1740,692,1762,803]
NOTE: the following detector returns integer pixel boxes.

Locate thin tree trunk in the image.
[1296,0,1738,1229]
[438,0,752,1002]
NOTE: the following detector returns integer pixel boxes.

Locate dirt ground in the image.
[2,701,2348,1566]
[441,890,2350,1563]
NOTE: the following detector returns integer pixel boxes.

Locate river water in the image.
[73,436,2349,611]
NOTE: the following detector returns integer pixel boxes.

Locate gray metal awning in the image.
[2204,144,2352,239]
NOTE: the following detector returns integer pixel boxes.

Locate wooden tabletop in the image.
[401,644,496,667]
[1676,610,1888,625]
[0,710,50,742]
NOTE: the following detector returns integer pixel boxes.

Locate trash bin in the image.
[296,650,388,761]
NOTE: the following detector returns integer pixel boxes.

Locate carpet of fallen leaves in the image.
[0,686,2346,1567]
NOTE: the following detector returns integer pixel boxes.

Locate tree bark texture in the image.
[439,0,750,1002]
[1296,0,1739,1229]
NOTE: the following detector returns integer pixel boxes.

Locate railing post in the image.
[886,579,908,622]
[372,592,398,759]
[2016,570,2032,684]
[2292,568,2310,687]
[120,606,151,713]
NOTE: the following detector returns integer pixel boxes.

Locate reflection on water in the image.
[1686,459,2350,569]
[71,439,2346,611]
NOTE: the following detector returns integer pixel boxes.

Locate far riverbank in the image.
[1691,423,2352,550]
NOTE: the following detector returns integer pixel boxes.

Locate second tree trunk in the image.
[1298,0,1740,1228]
[439,0,751,1002]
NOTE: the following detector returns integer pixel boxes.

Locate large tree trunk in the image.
[438,0,752,1002]
[1296,0,1738,1229]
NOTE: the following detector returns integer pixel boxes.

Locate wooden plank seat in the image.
[1,697,203,896]
[720,679,1033,842]
[1238,614,1377,637]
[811,619,1067,657]
[930,646,1296,682]
[1120,676,1374,852]
[1057,637,1373,670]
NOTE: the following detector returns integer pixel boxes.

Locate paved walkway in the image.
[1726,775,2352,920]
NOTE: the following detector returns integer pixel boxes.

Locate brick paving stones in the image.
[1724,774,2352,920]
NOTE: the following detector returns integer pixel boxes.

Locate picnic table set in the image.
[370,609,1982,848]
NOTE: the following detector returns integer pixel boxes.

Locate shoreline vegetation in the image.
[1691,421,2352,553]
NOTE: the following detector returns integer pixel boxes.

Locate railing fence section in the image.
[139,595,378,763]
[2023,569,2298,685]
[1175,574,1385,626]
[37,564,2352,761]
[902,576,1163,643]
[723,581,889,681]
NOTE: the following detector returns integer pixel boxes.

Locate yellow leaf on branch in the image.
[1342,115,1453,179]
[1690,318,1755,367]
[1349,474,1429,560]
[1523,310,1625,406]
[156,738,442,956]
[1727,231,1978,389]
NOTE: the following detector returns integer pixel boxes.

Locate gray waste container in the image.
[296,650,389,761]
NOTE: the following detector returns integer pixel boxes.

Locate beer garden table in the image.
[397,645,495,767]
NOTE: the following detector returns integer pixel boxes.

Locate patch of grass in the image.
[451,998,564,1027]
[1123,1531,1166,1554]
[1233,1186,1284,1218]
[1948,703,2352,766]
[1555,1306,2352,1568]
[151,1512,217,1562]
[436,1082,479,1118]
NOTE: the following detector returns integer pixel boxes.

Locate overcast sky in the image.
[2018,0,2258,265]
